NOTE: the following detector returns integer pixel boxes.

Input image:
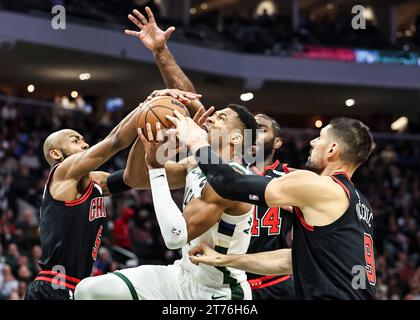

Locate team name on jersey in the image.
[355,201,373,228]
[91,225,103,261]
[89,197,106,222]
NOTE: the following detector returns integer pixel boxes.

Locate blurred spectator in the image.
[0,264,18,299]
[113,207,134,250]
[91,247,112,276]
[14,209,38,253]
[1,104,17,122]
[19,148,40,171]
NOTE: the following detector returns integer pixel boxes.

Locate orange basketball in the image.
[137,96,190,139]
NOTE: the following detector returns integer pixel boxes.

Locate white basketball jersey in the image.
[179,163,253,288]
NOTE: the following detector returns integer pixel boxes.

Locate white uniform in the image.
[95,162,253,300]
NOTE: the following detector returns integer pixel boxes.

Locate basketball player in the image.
[25,91,201,300]
[168,113,377,300]
[245,114,295,300]
[74,103,259,300]
[124,8,295,300]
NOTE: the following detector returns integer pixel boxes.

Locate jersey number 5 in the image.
[364,233,376,285]
[252,207,282,236]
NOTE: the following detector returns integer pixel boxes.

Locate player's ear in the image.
[230,131,243,145]
[327,142,339,159]
[49,149,63,162]
[273,137,283,150]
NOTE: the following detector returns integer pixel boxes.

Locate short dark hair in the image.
[256,113,282,138]
[227,104,258,145]
[256,113,282,162]
[329,117,373,168]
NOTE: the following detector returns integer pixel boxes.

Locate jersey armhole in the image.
[330,176,351,199]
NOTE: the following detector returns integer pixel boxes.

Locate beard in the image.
[263,138,275,161]
[305,148,323,174]
[305,159,322,174]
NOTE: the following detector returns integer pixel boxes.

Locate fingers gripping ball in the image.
[137,96,190,140]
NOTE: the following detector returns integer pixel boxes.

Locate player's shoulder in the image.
[282,169,320,180]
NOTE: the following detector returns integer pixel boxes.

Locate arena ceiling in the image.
[0,42,419,123]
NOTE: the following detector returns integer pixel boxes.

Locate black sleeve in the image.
[194,146,271,206]
[106,170,131,195]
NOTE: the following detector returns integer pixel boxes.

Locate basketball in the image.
[137,96,190,139]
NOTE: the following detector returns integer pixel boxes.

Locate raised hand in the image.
[146,88,202,105]
[125,7,175,53]
[166,110,209,153]
[193,105,215,127]
[138,122,177,169]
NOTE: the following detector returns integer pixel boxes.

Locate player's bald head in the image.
[43,129,82,165]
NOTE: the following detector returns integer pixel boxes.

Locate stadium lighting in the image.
[345,99,355,107]
[240,93,254,102]
[79,73,91,81]
[189,8,197,15]
[405,30,413,37]
[363,7,375,21]
[200,3,208,10]
[71,91,79,98]
[326,3,334,10]
[27,84,35,93]
[391,117,408,132]
[315,120,323,128]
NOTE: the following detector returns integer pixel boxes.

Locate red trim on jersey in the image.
[248,275,291,290]
[264,160,280,173]
[46,164,60,186]
[282,163,290,174]
[332,171,353,184]
[39,270,81,284]
[251,165,263,176]
[65,180,94,206]
[331,176,351,199]
[34,276,77,290]
[294,207,315,231]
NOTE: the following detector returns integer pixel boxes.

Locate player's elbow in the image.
[165,240,183,250]
[164,237,185,250]
[162,228,188,250]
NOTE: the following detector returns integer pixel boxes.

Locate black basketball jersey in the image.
[246,160,293,280]
[38,164,106,281]
[292,172,376,300]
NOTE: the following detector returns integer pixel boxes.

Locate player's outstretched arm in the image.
[125,6,204,116]
[189,243,293,276]
[55,104,144,181]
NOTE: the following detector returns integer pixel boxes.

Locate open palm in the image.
[125,7,175,52]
